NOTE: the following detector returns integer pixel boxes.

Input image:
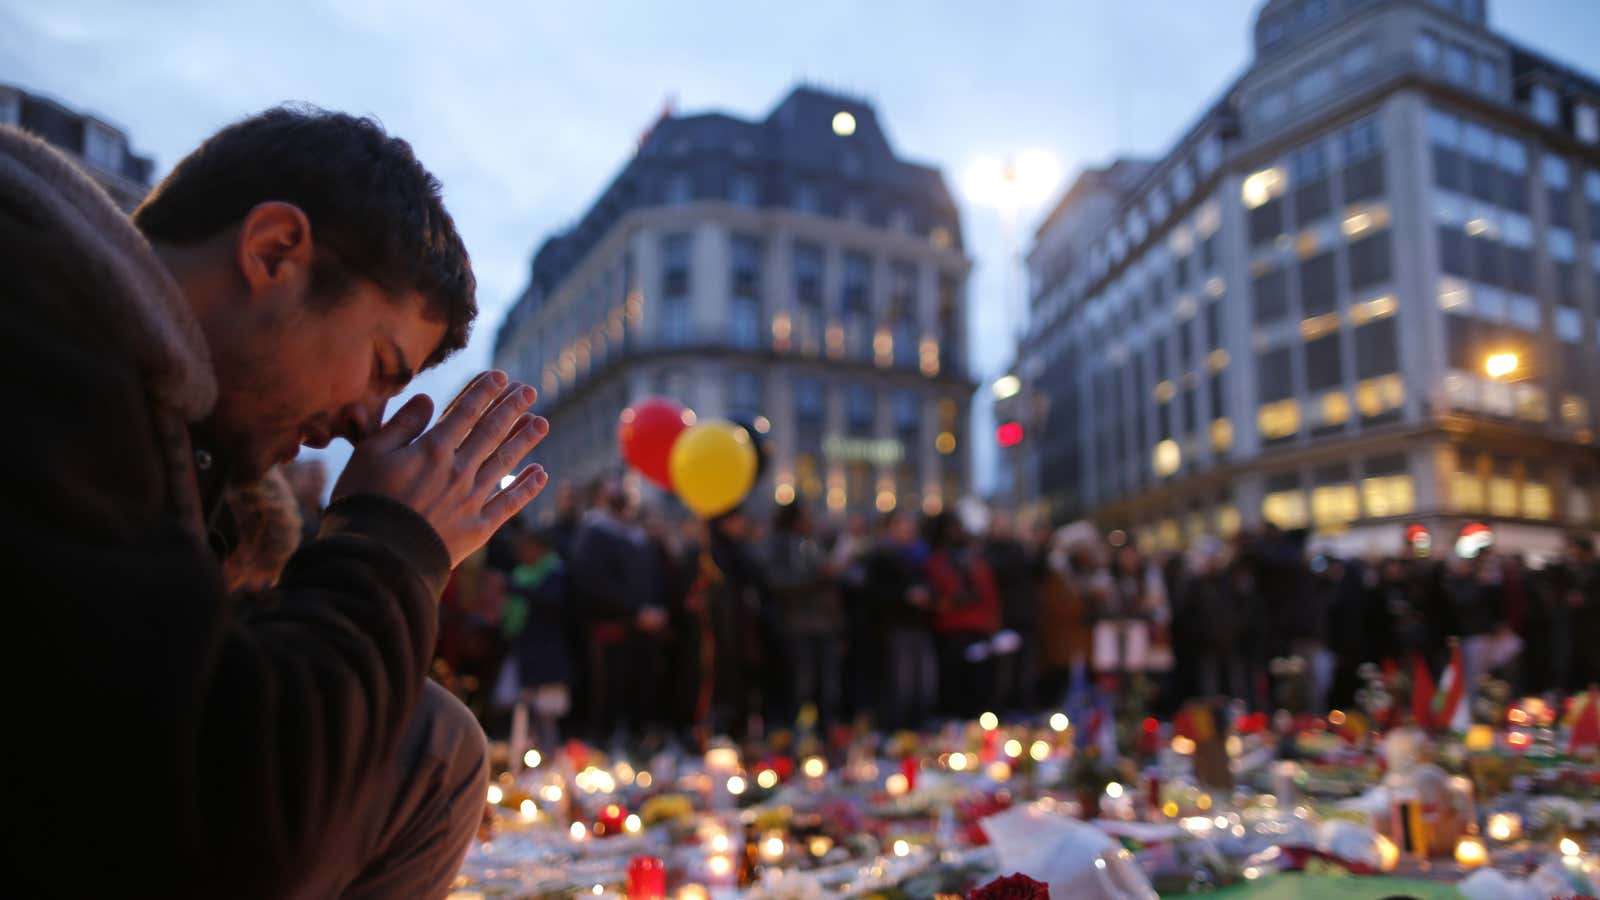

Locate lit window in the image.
[1320,391,1351,427]
[1242,167,1287,209]
[1300,312,1340,341]
[1154,380,1177,403]
[1153,439,1182,477]
[1216,506,1242,537]
[1356,375,1405,418]
[1514,384,1547,422]
[1311,484,1360,530]
[1263,490,1308,529]
[1522,481,1552,519]
[1211,418,1234,453]
[1488,476,1518,517]
[1561,394,1590,428]
[1341,203,1391,238]
[1350,294,1397,324]
[1453,469,1485,512]
[1259,399,1300,440]
[1362,474,1415,518]
[1208,349,1231,371]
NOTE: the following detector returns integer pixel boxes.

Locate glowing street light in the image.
[1484,352,1518,379]
[992,374,1021,400]
[963,151,1063,212]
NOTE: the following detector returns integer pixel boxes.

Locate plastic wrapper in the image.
[979,805,1157,900]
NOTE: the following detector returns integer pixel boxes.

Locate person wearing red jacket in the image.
[924,511,1001,718]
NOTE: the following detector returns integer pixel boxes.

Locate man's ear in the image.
[235,201,314,296]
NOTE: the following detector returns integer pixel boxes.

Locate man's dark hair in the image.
[133,105,475,367]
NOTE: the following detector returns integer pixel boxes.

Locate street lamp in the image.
[1484,352,1518,380]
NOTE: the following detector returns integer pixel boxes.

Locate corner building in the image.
[1017,0,1599,555]
[494,86,974,519]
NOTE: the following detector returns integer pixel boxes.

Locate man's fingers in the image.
[473,413,550,494]
[428,370,510,451]
[439,370,497,422]
[457,383,538,469]
[360,393,434,454]
[482,464,548,526]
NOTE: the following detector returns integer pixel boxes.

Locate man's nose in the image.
[342,395,392,444]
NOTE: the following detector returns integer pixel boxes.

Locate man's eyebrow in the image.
[389,338,415,388]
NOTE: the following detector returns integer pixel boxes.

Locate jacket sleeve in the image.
[0,205,453,896]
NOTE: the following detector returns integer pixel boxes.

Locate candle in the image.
[1560,837,1581,858]
[1486,813,1521,843]
[885,773,909,796]
[677,886,708,900]
[1375,834,1400,872]
[626,855,666,900]
[1455,836,1488,868]
[801,756,826,779]
[759,832,785,865]
[1465,725,1494,752]
[900,754,919,791]
[597,803,627,837]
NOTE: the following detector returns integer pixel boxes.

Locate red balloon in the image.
[618,397,691,488]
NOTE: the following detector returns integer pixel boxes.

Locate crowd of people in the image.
[427,475,1600,752]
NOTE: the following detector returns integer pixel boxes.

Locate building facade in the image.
[0,84,153,211]
[1012,0,1599,556]
[494,87,974,518]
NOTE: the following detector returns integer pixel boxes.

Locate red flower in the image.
[968,873,1050,900]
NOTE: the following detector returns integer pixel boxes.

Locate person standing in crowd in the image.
[501,523,572,752]
[1175,535,1252,703]
[1542,535,1600,693]
[865,511,935,730]
[926,511,1001,719]
[983,509,1040,714]
[1443,548,1505,708]
[1037,524,1091,709]
[699,509,767,741]
[1093,543,1170,683]
[830,513,878,725]
[568,478,662,747]
[765,503,843,727]
[2,111,552,898]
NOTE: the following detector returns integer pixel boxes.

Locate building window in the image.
[1347,231,1392,291]
[1258,398,1300,442]
[1442,43,1472,86]
[729,172,760,208]
[730,371,764,418]
[1305,332,1343,391]
[1488,472,1518,517]
[1342,43,1376,78]
[792,182,820,214]
[1197,135,1223,175]
[794,242,823,308]
[1415,31,1440,69]
[1252,268,1289,324]
[1299,252,1338,317]
[1362,455,1415,518]
[0,90,18,127]
[82,121,124,172]
[1293,66,1334,108]
[1531,85,1560,126]
[665,172,693,206]
[1453,466,1485,513]
[729,235,763,349]
[1263,487,1308,529]
[1211,417,1234,454]
[796,377,825,425]
[1578,105,1600,144]
[842,252,871,315]
[1355,373,1404,420]
[846,384,875,434]
[1312,482,1360,530]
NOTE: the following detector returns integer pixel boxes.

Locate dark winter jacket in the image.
[0,125,455,898]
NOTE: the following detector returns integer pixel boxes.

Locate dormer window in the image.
[83,121,125,173]
[1532,85,1560,126]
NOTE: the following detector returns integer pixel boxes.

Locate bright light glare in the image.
[500,474,516,490]
[992,374,1021,400]
[1050,713,1070,732]
[964,151,1062,211]
[1485,352,1518,379]
[523,749,542,768]
[832,111,857,136]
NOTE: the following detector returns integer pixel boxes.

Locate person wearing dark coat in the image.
[502,525,572,750]
[864,511,935,730]
[0,114,551,899]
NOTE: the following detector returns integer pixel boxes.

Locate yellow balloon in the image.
[669,420,757,518]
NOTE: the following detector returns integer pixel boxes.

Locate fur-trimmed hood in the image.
[0,125,215,421]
